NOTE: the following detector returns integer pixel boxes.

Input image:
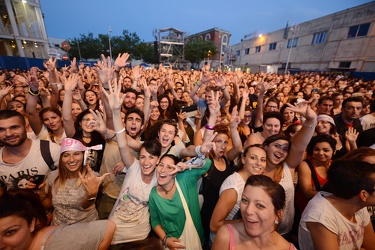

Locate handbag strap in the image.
[175,180,193,221]
[305,159,321,191]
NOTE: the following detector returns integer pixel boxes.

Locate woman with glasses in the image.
[62,74,105,172]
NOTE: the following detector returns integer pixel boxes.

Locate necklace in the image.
[159,180,175,194]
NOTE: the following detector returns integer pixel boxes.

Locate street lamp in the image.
[108,25,112,60]
[285,24,298,74]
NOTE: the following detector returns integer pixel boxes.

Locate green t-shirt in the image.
[149,159,212,244]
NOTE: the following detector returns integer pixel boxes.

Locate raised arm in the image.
[102,80,135,168]
[43,57,59,108]
[226,106,242,162]
[285,104,317,169]
[238,88,249,120]
[61,73,79,138]
[253,81,266,128]
[25,67,43,136]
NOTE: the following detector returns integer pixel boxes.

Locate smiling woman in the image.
[213,175,296,250]
[0,190,115,250]
[39,138,107,226]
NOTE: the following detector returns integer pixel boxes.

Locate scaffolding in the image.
[154,27,186,66]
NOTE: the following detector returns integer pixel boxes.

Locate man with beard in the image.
[334,96,363,137]
[122,88,138,114]
[0,110,60,196]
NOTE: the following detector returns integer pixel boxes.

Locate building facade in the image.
[188,27,231,68]
[0,0,48,58]
[228,2,375,73]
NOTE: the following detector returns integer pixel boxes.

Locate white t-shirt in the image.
[360,114,375,131]
[109,159,157,244]
[219,172,245,220]
[0,139,60,190]
[299,192,370,250]
[38,124,67,145]
[277,162,295,236]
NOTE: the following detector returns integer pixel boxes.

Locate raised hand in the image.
[27,67,39,91]
[132,65,141,80]
[101,79,125,111]
[0,86,13,98]
[229,106,241,129]
[61,73,79,91]
[200,132,218,154]
[345,127,359,143]
[114,53,130,70]
[70,57,78,73]
[286,103,317,122]
[89,109,107,135]
[78,164,110,197]
[176,110,187,122]
[208,90,221,116]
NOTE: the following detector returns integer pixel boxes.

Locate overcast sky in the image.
[40,0,372,45]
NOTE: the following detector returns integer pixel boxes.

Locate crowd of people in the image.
[0,52,375,250]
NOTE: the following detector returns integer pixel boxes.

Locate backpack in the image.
[40,140,56,170]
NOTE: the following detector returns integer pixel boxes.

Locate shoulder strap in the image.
[40,140,56,170]
[305,159,321,191]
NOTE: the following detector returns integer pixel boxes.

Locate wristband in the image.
[114,127,126,135]
[302,120,317,129]
[205,125,215,130]
[28,87,40,96]
[163,236,168,248]
[195,145,205,157]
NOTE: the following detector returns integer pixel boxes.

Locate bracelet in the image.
[163,236,168,248]
[106,132,116,142]
[114,127,126,135]
[195,145,204,157]
[87,196,96,202]
[205,124,215,130]
[28,87,40,96]
[302,120,317,129]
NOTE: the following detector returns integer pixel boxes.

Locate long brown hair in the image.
[53,151,87,191]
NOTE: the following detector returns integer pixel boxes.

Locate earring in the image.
[275,220,279,225]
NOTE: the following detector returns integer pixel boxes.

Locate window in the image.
[222,35,227,43]
[236,50,240,56]
[339,62,351,68]
[287,38,298,48]
[269,42,277,50]
[312,32,327,44]
[255,46,261,53]
[347,23,370,38]
[205,34,211,41]
[244,48,250,55]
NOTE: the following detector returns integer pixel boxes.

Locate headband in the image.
[60,138,103,165]
[317,114,335,126]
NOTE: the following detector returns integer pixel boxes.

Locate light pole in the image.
[285,24,297,74]
[108,25,112,60]
[76,39,82,61]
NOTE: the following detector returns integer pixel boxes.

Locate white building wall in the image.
[228,2,375,73]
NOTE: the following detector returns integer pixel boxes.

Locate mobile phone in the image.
[32,175,45,189]
[181,104,198,118]
[313,88,319,93]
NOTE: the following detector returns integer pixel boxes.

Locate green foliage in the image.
[184,39,217,64]
[68,30,147,61]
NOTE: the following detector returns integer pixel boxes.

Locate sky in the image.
[40,0,372,45]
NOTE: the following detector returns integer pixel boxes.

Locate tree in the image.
[184,39,217,65]
[69,33,104,60]
[68,30,145,61]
